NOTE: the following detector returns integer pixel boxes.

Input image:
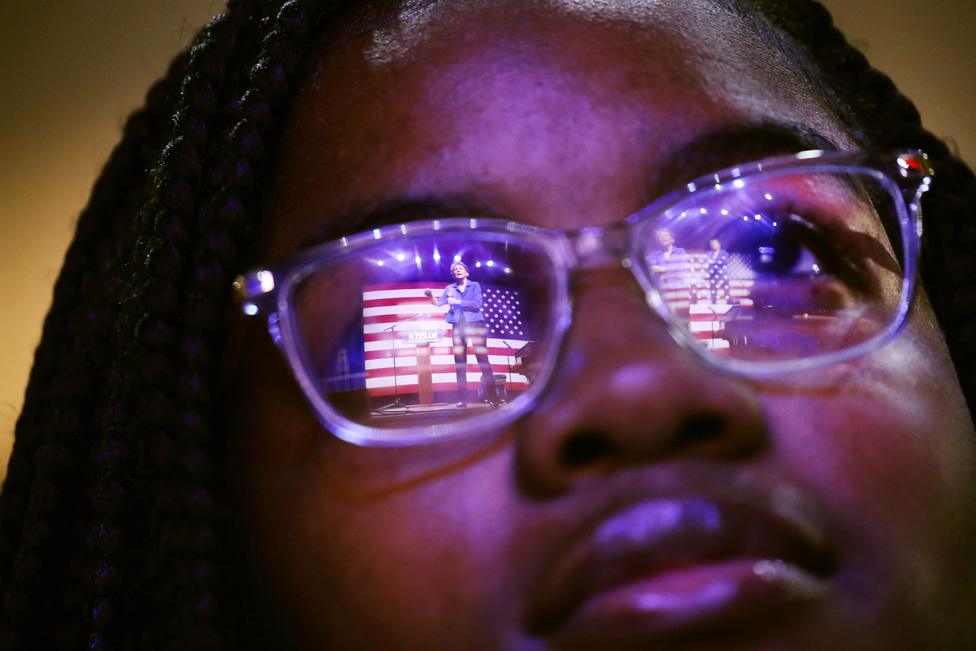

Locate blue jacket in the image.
[435,281,486,324]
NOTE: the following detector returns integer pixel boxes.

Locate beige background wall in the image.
[1,0,974,479]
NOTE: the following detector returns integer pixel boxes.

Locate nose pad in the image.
[515,265,767,496]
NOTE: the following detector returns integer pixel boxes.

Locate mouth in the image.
[525,494,836,644]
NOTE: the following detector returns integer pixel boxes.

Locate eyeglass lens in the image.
[290,232,562,431]
[640,169,905,362]
[288,168,907,434]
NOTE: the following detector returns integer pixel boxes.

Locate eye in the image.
[723,210,861,286]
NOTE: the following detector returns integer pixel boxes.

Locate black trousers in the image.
[452,320,497,402]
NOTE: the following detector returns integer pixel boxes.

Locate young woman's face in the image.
[229,1,976,649]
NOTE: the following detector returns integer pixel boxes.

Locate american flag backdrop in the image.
[361,282,532,397]
[357,256,757,398]
[657,252,756,353]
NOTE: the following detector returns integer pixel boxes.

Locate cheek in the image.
[760,317,976,608]
[231,341,521,647]
[267,456,520,648]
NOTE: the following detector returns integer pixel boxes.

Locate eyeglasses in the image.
[234,150,932,447]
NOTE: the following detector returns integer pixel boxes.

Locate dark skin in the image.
[227,1,976,649]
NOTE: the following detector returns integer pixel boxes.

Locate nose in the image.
[515,265,768,496]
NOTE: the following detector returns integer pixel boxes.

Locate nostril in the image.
[560,430,614,468]
[678,413,726,445]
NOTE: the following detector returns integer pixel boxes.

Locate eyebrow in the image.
[298,194,507,249]
[649,121,839,194]
[299,121,841,249]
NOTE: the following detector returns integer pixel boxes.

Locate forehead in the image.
[264,0,853,256]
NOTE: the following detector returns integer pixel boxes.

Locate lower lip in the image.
[549,558,829,645]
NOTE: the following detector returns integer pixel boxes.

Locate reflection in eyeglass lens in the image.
[290,233,559,431]
[647,170,905,362]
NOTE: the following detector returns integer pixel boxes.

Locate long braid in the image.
[164,3,325,644]
[79,4,281,648]
[78,1,329,647]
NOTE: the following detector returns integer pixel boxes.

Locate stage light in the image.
[486,260,494,267]
[396,252,406,261]
[453,254,462,263]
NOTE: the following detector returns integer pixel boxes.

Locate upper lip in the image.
[524,476,837,635]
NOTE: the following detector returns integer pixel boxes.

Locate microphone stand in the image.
[502,340,518,401]
[378,311,429,412]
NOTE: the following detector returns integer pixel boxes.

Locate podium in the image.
[405,329,439,405]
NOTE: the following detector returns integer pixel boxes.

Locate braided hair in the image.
[1,1,973,648]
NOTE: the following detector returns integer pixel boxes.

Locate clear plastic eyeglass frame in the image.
[234,150,933,447]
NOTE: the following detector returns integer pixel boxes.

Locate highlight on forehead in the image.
[318,0,847,144]
[358,0,739,66]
